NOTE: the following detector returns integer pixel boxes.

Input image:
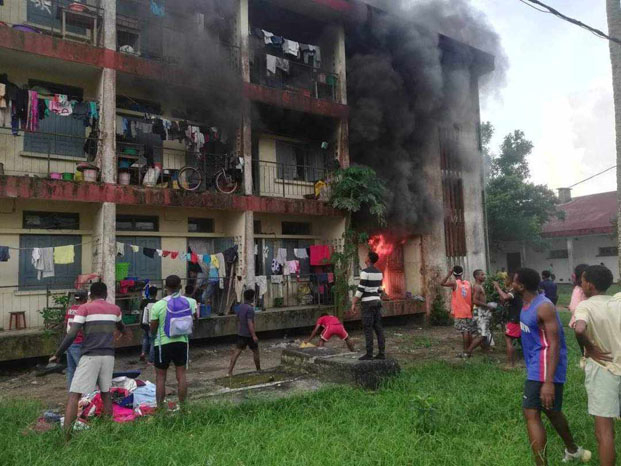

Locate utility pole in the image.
[606,0,621,281]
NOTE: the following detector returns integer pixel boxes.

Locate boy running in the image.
[228,289,260,377]
[441,265,476,356]
[574,265,620,466]
[305,313,355,351]
[514,268,590,465]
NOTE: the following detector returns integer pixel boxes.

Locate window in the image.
[23,212,80,230]
[275,140,325,182]
[188,218,214,233]
[116,237,162,281]
[598,247,618,257]
[258,238,313,277]
[254,220,262,234]
[282,222,311,236]
[19,235,82,290]
[440,127,466,258]
[116,215,159,232]
[548,249,569,259]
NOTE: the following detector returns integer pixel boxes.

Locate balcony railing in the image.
[0,126,99,179]
[252,159,330,200]
[250,43,339,102]
[8,0,105,47]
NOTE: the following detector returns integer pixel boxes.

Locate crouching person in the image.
[305,313,355,351]
[49,282,124,441]
[150,275,197,409]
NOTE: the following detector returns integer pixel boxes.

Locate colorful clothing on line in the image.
[53,245,75,264]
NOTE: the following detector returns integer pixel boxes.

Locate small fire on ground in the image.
[368,234,407,299]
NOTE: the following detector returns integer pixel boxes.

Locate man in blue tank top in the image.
[514,268,591,465]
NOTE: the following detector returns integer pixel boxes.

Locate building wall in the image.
[491,234,620,283]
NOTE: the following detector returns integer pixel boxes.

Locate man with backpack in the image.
[150,275,197,408]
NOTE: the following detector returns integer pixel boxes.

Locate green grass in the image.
[556,283,621,308]
[0,331,597,466]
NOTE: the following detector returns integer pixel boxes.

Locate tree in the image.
[606,0,621,280]
[485,125,562,249]
[329,166,387,315]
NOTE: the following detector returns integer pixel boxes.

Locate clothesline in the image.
[4,239,100,251]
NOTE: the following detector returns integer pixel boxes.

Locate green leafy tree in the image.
[485,125,562,250]
[329,166,387,315]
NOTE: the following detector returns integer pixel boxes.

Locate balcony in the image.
[1,0,105,47]
[252,159,330,200]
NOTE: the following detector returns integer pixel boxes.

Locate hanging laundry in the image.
[261,29,274,45]
[26,90,39,131]
[299,258,311,276]
[276,248,287,266]
[271,259,282,275]
[131,245,140,253]
[143,248,156,258]
[210,254,220,269]
[202,254,211,267]
[170,251,179,260]
[223,245,238,264]
[310,245,332,266]
[116,242,125,257]
[49,94,72,116]
[53,245,75,265]
[255,276,267,297]
[327,273,335,283]
[190,253,198,264]
[266,55,289,75]
[300,44,322,68]
[32,247,54,280]
[234,276,244,303]
[271,275,284,284]
[150,0,165,17]
[294,248,308,259]
[263,245,269,261]
[0,83,6,109]
[156,249,163,257]
[216,253,226,278]
[284,260,300,276]
[89,102,98,121]
[282,39,300,58]
[116,262,130,281]
[0,246,9,262]
[162,251,171,258]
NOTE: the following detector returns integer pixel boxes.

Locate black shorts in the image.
[523,380,564,411]
[154,342,188,370]
[236,335,258,350]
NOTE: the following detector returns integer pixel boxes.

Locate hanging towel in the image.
[210,254,220,270]
[0,246,9,262]
[284,260,300,276]
[216,253,226,278]
[282,39,300,58]
[266,54,277,75]
[53,245,75,264]
[131,245,140,253]
[271,275,284,284]
[276,248,287,266]
[26,90,39,131]
[143,248,156,258]
[202,254,211,267]
[261,29,274,45]
[116,262,130,281]
[156,249,163,257]
[191,253,198,264]
[162,251,171,258]
[116,242,125,257]
[255,276,267,297]
[170,251,179,260]
[32,247,54,280]
[310,245,332,266]
[294,248,308,259]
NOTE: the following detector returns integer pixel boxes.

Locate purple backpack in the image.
[163,295,193,338]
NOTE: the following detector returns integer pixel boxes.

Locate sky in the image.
[469,0,616,197]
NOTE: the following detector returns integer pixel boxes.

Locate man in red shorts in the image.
[305,313,355,351]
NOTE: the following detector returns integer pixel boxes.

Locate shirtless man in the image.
[465,269,493,357]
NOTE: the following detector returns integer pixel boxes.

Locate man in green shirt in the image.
[150,275,197,407]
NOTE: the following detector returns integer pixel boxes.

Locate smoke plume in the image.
[347,0,507,231]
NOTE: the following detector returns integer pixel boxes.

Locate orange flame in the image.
[369,234,397,297]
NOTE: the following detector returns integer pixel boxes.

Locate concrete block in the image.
[281,347,400,390]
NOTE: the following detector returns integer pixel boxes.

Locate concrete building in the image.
[0,0,492,361]
[491,190,619,282]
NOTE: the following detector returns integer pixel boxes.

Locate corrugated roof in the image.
[542,191,617,237]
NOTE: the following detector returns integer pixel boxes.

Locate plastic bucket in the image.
[83,169,98,182]
[50,172,61,180]
[118,172,131,185]
[62,172,74,181]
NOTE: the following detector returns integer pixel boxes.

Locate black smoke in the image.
[347,0,506,232]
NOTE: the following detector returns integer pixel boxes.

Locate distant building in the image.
[491,189,619,282]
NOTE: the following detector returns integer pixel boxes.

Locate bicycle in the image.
[177,153,243,194]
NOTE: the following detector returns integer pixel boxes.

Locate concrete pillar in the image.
[93,0,117,301]
[336,118,349,168]
[244,211,255,288]
[566,237,574,277]
[333,23,347,105]
[238,0,250,83]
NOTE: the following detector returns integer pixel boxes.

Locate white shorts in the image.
[69,355,115,394]
[585,358,621,418]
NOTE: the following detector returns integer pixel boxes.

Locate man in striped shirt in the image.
[351,251,385,360]
[49,282,125,440]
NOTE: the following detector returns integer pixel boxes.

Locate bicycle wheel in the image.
[215,171,238,194]
[178,167,202,191]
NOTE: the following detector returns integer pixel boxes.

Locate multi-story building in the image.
[0,0,493,361]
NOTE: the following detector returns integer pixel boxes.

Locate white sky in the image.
[470,0,616,197]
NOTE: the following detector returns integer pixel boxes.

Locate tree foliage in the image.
[485,124,562,249]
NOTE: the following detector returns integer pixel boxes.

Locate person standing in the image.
[539,270,558,305]
[227,289,260,377]
[465,269,494,356]
[351,251,385,360]
[568,264,589,328]
[150,275,196,408]
[64,290,87,389]
[514,268,590,465]
[441,265,476,357]
[493,273,522,369]
[574,265,620,466]
[49,282,125,441]
[139,286,158,363]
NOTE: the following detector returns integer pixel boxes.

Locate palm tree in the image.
[606,0,621,279]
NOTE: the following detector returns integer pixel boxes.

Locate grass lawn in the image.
[0,327,598,466]
[556,283,621,308]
